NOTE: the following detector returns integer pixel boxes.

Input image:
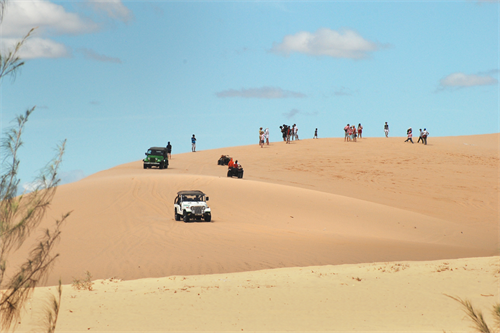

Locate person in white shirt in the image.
[422,128,429,145]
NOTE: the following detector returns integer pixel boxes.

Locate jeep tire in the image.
[204,214,211,222]
[183,211,189,223]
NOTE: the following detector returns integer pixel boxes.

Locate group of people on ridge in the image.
[258,127,270,148]
[279,124,299,144]
[405,128,430,145]
[344,123,363,142]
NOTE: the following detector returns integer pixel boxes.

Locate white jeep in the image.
[174,190,212,222]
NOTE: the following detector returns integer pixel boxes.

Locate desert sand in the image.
[9,134,500,332]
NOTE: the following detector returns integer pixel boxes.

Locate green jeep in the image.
[143,147,169,169]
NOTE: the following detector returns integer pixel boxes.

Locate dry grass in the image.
[72,271,94,291]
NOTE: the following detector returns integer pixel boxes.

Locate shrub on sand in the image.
[446,294,500,333]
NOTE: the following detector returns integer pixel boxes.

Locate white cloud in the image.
[216,87,306,99]
[1,0,99,38]
[0,37,70,59]
[78,48,122,63]
[58,170,86,185]
[271,28,379,59]
[21,170,85,193]
[283,108,318,119]
[86,0,133,23]
[0,0,131,60]
[439,72,498,88]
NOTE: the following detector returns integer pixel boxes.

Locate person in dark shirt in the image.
[166,142,172,159]
[191,135,196,152]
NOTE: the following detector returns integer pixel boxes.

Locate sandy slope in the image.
[9,136,498,286]
[7,134,500,332]
[16,257,500,332]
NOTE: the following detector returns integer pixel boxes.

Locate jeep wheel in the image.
[227,170,231,177]
[204,214,211,222]
[174,212,180,221]
[183,212,189,223]
[143,164,146,169]
[159,162,164,169]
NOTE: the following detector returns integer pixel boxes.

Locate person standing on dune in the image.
[191,134,196,152]
[166,141,172,159]
[384,122,389,137]
[265,128,270,145]
[422,128,429,145]
[313,128,318,139]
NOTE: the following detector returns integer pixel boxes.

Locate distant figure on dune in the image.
[346,125,353,142]
[286,126,291,144]
[357,123,363,139]
[260,131,265,148]
[344,124,350,142]
[313,128,318,139]
[294,125,299,140]
[265,128,270,145]
[404,128,414,144]
[259,127,264,144]
[352,125,357,142]
[384,122,389,137]
[166,141,172,159]
[280,125,286,142]
[417,129,423,144]
[422,128,429,145]
[191,134,196,152]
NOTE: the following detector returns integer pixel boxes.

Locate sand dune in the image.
[10,135,498,286]
[7,134,499,332]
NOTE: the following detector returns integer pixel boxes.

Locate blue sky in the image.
[1,0,498,189]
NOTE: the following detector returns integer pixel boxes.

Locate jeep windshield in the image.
[181,194,205,202]
[147,149,164,155]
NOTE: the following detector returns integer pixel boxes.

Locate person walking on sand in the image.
[404,128,414,144]
[259,127,264,144]
[346,125,353,142]
[265,128,270,145]
[352,125,357,142]
[422,128,429,145]
[384,122,389,137]
[166,141,172,159]
[313,128,318,139]
[294,125,299,140]
[259,131,265,148]
[357,124,363,139]
[417,129,423,144]
[191,134,197,152]
[344,124,350,142]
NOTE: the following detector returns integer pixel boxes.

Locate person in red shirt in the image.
[228,158,234,168]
